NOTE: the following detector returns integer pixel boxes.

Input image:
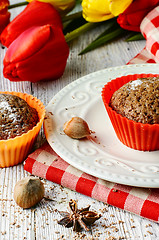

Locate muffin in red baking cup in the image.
[101,73,159,151]
[0,91,45,167]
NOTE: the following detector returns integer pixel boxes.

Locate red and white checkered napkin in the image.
[128,6,159,64]
[24,142,159,223]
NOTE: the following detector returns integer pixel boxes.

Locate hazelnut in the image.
[63,117,91,139]
[14,176,44,209]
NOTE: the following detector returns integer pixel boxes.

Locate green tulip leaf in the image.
[62,11,83,23]
[125,33,145,41]
[79,26,126,55]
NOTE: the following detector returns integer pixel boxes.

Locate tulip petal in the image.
[5,25,51,63]
[1,0,62,47]
[108,0,133,16]
[117,0,159,32]
[0,11,10,34]
[0,0,9,10]
[27,0,75,15]
[0,0,10,34]
[82,0,110,13]
[3,25,69,82]
[82,0,114,22]
[83,10,114,22]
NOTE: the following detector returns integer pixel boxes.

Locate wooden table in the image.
[0,2,159,239]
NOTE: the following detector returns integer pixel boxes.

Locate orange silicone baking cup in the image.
[101,73,159,151]
[0,91,45,167]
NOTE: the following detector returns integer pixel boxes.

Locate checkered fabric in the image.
[128,6,159,64]
[24,142,159,223]
[24,7,159,223]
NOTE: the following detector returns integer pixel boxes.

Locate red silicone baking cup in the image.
[101,73,159,151]
[0,91,45,167]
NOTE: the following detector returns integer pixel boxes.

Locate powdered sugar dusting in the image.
[0,101,18,122]
[129,79,143,90]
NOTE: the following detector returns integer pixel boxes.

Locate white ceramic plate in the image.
[44,64,159,188]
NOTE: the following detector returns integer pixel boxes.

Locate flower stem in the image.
[65,22,98,43]
[8,2,28,9]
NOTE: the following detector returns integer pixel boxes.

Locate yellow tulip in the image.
[82,0,133,22]
[26,0,75,15]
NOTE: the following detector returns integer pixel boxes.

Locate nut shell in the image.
[63,117,91,139]
[14,176,44,209]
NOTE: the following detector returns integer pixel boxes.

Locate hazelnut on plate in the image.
[63,117,91,139]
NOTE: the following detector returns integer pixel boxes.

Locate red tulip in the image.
[117,0,159,32]
[0,0,10,34]
[3,24,69,82]
[1,0,63,47]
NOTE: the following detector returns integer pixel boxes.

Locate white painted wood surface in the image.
[0,1,159,239]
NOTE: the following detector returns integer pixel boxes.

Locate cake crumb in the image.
[147,231,153,235]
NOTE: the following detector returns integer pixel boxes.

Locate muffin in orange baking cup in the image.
[101,73,159,151]
[0,91,45,167]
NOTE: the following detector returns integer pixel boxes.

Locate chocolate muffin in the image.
[0,94,39,140]
[110,77,159,124]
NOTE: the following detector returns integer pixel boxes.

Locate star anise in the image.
[58,199,101,232]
